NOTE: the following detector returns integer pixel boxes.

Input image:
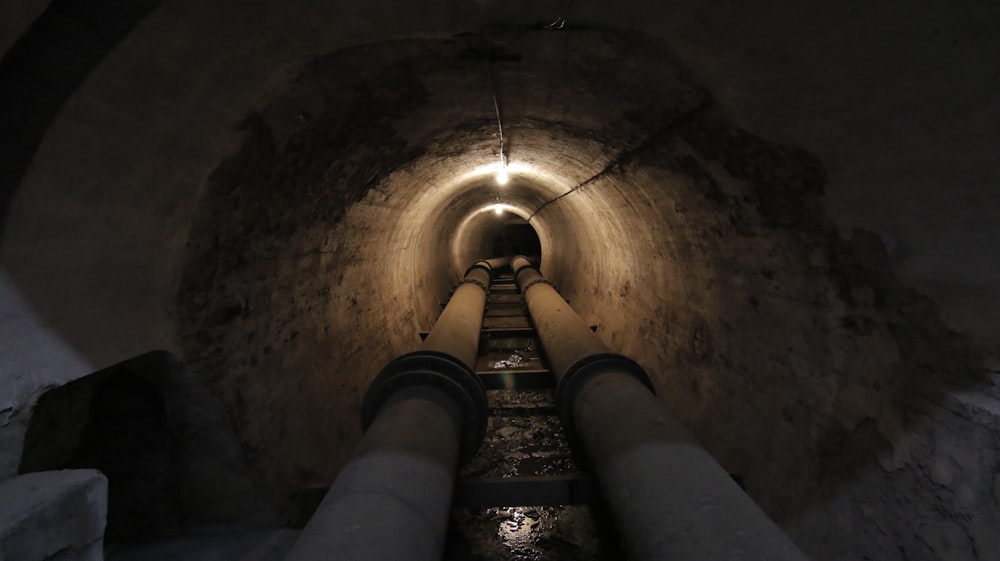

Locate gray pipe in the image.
[422,260,490,365]
[283,385,461,560]
[511,256,810,561]
[285,261,491,561]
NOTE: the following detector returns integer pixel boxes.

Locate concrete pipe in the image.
[422,260,491,366]
[283,385,462,561]
[285,261,491,561]
[483,256,513,272]
[510,256,810,561]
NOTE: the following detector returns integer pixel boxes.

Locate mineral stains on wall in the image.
[174,32,995,560]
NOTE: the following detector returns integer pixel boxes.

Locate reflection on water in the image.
[497,507,539,549]
[450,505,617,561]
[490,341,535,370]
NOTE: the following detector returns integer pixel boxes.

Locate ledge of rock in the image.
[0,469,107,561]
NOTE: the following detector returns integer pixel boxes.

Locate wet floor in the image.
[446,505,624,561]
[445,271,627,560]
[462,390,576,479]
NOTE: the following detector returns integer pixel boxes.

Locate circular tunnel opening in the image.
[490,215,541,261]
[159,30,994,561]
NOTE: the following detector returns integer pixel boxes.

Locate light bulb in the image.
[494,205,504,216]
[496,167,509,185]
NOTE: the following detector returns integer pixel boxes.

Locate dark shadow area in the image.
[19,350,273,540]
[0,0,162,233]
[492,218,540,261]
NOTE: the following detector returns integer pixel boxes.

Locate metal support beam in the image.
[510,255,810,561]
[454,474,598,508]
[285,261,493,561]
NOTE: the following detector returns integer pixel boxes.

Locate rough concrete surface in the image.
[560,108,997,560]
[0,469,106,561]
[0,269,94,478]
[0,1,997,560]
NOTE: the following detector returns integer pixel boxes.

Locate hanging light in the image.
[496,157,509,186]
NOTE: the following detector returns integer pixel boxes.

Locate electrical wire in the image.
[544,0,576,29]
[487,61,505,168]
[526,96,712,222]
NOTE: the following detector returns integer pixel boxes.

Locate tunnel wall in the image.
[0,1,998,559]
[172,33,1000,558]
[2,0,998,369]
[538,117,1000,560]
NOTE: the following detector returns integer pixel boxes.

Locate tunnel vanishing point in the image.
[1,2,1000,561]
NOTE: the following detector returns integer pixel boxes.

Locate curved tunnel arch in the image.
[0,5,997,559]
[167,33,979,531]
[163,33,719,514]
[487,214,541,260]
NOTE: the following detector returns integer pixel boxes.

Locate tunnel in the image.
[1,2,999,561]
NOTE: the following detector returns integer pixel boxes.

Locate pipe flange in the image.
[554,353,655,435]
[459,277,488,290]
[361,351,488,463]
[510,255,537,274]
[463,261,492,278]
[521,277,555,292]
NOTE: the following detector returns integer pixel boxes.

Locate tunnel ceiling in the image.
[179,30,706,321]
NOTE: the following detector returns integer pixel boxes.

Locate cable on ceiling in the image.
[526,96,712,222]
[544,0,576,29]
[487,61,505,169]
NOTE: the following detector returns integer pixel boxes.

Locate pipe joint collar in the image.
[555,353,655,434]
[521,277,555,292]
[510,255,538,275]
[463,261,492,278]
[362,351,488,463]
[459,277,488,291]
